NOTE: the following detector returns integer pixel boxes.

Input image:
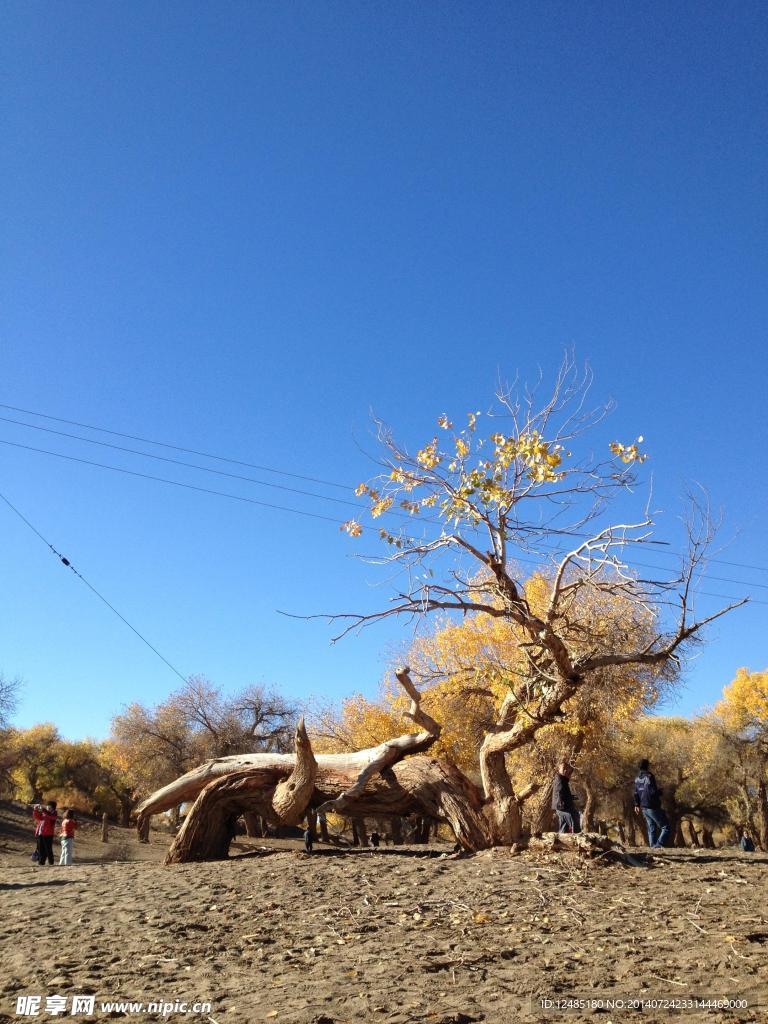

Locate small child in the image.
[59,809,78,865]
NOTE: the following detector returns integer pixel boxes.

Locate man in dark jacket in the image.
[740,831,755,852]
[633,759,670,848]
[552,763,580,834]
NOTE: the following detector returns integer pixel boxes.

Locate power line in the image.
[1,436,764,604]
[2,442,764,612]
[0,413,373,513]
[0,437,348,525]
[0,489,189,683]
[0,413,453,531]
[0,402,352,490]
[3,401,768,576]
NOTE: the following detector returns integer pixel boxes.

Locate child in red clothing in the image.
[59,809,78,865]
[33,801,58,865]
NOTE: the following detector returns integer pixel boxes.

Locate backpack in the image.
[635,771,659,807]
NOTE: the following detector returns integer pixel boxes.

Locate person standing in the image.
[633,759,670,848]
[303,823,314,854]
[740,831,755,853]
[33,800,58,865]
[552,763,580,833]
[59,809,78,865]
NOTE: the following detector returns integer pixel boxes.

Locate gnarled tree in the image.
[140,359,746,859]
[324,358,746,843]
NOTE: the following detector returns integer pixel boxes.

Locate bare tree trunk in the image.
[673,820,686,848]
[663,790,683,848]
[685,819,700,848]
[306,808,317,840]
[582,780,596,833]
[138,813,150,844]
[170,805,181,829]
[414,817,431,844]
[390,816,403,845]
[616,823,626,844]
[164,768,274,862]
[527,780,556,836]
[352,818,368,847]
[623,799,638,846]
[480,749,522,845]
[101,813,109,843]
[243,812,261,838]
[271,720,317,824]
[701,827,715,849]
[757,780,768,852]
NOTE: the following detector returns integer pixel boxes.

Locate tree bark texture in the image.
[163,754,492,863]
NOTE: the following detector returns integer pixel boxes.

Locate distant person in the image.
[59,809,78,865]
[552,763,580,834]
[633,759,670,848]
[33,800,58,865]
[303,824,314,855]
[740,831,755,853]
[370,831,381,848]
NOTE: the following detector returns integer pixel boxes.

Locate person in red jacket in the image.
[33,801,58,865]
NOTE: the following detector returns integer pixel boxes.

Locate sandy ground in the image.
[1,801,767,1024]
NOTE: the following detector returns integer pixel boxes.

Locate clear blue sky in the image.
[1,2,766,739]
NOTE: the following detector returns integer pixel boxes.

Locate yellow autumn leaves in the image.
[416,437,441,469]
[718,667,768,732]
[609,438,647,464]
[341,409,647,538]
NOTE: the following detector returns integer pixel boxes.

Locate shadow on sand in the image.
[0,878,86,890]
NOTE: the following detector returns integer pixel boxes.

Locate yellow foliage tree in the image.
[326,360,744,843]
[718,668,768,739]
[313,571,668,841]
[715,668,768,848]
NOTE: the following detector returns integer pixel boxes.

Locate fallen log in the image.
[527,831,642,865]
[143,668,492,863]
[136,667,438,832]
[164,754,491,863]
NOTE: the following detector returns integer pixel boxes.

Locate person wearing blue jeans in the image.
[634,759,670,848]
[641,806,670,848]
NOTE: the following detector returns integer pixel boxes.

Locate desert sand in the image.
[1,802,767,1024]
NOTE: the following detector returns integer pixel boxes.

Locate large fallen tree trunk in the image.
[138,668,493,863]
[136,668,438,829]
[164,753,490,863]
